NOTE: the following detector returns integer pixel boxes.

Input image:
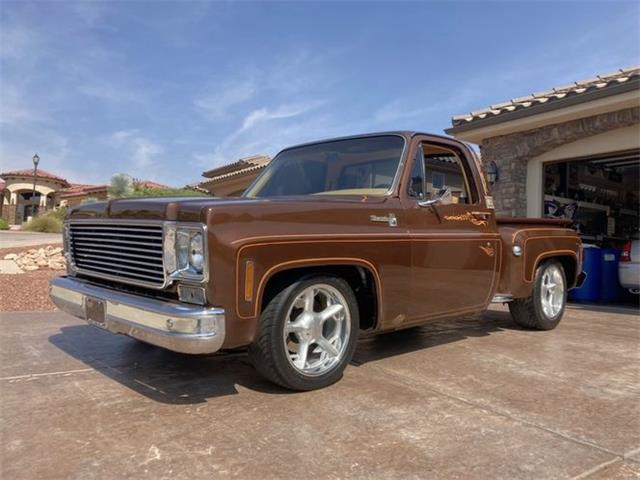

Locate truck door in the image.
[403,137,500,322]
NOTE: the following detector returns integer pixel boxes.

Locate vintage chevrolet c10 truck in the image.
[50,132,585,390]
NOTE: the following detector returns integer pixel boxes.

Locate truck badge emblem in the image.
[370,213,397,227]
[479,244,495,257]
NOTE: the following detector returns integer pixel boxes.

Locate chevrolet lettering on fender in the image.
[50,132,585,391]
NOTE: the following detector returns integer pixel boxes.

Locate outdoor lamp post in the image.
[31,153,40,218]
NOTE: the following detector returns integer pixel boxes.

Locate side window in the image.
[423,147,471,205]
[408,146,425,199]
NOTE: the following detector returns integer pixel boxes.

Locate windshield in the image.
[244,135,405,198]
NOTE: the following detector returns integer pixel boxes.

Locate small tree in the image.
[108,173,134,198]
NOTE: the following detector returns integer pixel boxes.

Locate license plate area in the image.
[85,297,106,327]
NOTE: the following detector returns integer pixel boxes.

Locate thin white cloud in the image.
[0,85,43,126]
[0,22,35,60]
[194,81,256,120]
[193,100,333,170]
[110,130,164,171]
[78,82,145,104]
[374,99,435,124]
[241,102,322,130]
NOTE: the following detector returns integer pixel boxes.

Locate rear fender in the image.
[498,227,581,298]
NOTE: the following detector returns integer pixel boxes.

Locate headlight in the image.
[163,224,207,281]
[189,232,204,273]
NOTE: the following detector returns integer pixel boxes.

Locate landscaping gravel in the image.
[0,243,63,312]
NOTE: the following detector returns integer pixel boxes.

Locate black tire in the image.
[248,276,359,391]
[509,260,567,330]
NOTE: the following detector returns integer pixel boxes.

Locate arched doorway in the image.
[13,189,43,223]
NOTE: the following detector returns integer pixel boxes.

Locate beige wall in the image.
[3,178,64,206]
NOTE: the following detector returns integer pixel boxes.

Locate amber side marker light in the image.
[244,261,255,302]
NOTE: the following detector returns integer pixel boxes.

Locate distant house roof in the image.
[446,66,640,135]
[198,155,271,189]
[202,155,271,180]
[59,183,108,198]
[134,180,170,190]
[0,168,70,187]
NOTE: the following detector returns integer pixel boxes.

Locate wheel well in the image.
[545,255,578,287]
[260,265,379,332]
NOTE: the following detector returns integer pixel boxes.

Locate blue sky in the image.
[1,1,638,187]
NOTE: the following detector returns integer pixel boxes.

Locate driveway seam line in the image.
[364,362,625,459]
[569,457,621,480]
[0,367,95,381]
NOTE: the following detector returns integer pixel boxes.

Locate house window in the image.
[432,172,445,190]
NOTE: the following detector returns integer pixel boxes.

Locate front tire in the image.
[509,260,567,330]
[249,276,359,391]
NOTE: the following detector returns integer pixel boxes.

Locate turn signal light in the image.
[244,261,255,302]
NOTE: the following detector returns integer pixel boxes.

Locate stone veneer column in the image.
[480,107,639,217]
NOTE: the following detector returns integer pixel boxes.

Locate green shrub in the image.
[0,218,9,230]
[22,210,64,233]
[131,187,209,198]
[47,207,68,221]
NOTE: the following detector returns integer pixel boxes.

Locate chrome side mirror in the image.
[418,188,451,208]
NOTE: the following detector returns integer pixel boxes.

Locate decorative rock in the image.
[9,244,66,272]
[3,253,17,260]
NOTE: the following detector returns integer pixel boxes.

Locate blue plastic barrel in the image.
[600,248,622,303]
[569,245,602,302]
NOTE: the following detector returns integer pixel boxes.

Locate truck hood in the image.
[67,194,388,223]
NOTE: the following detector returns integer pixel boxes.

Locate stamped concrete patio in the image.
[1,304,638,479]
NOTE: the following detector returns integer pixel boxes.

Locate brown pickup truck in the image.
[50,132,585,390]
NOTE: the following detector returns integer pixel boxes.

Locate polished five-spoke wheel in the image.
[540,263,565,319]
[249,276,359,391]
[283,284,351,376]
[509,260,567,330]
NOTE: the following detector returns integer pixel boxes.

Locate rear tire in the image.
[249,276,359,391]
[509,260,567,330]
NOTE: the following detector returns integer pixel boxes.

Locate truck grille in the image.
[69,221,166,288]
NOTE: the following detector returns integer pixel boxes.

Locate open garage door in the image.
[543,150,639,305]
[543,150,639,242]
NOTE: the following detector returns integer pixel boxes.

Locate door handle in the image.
[471,211,491,219]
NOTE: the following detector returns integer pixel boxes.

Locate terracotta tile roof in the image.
[449,66,640,129]
[202,155,271,179]
[0,168,70,186]
[59,184,108,198]
[134,180,169,190]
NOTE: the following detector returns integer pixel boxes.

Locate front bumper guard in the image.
[49,276,225,354]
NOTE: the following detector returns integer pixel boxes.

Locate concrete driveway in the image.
[1,305,638,479]
[0,230,62,248]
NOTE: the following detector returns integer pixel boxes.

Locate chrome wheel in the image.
[540,264,565,318]
[283,284,351,377]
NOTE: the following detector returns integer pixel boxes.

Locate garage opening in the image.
[543,149,639,303]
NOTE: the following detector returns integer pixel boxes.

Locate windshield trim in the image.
[242,133,408,198]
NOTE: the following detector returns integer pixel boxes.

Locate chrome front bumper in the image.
[49,276,225,354]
